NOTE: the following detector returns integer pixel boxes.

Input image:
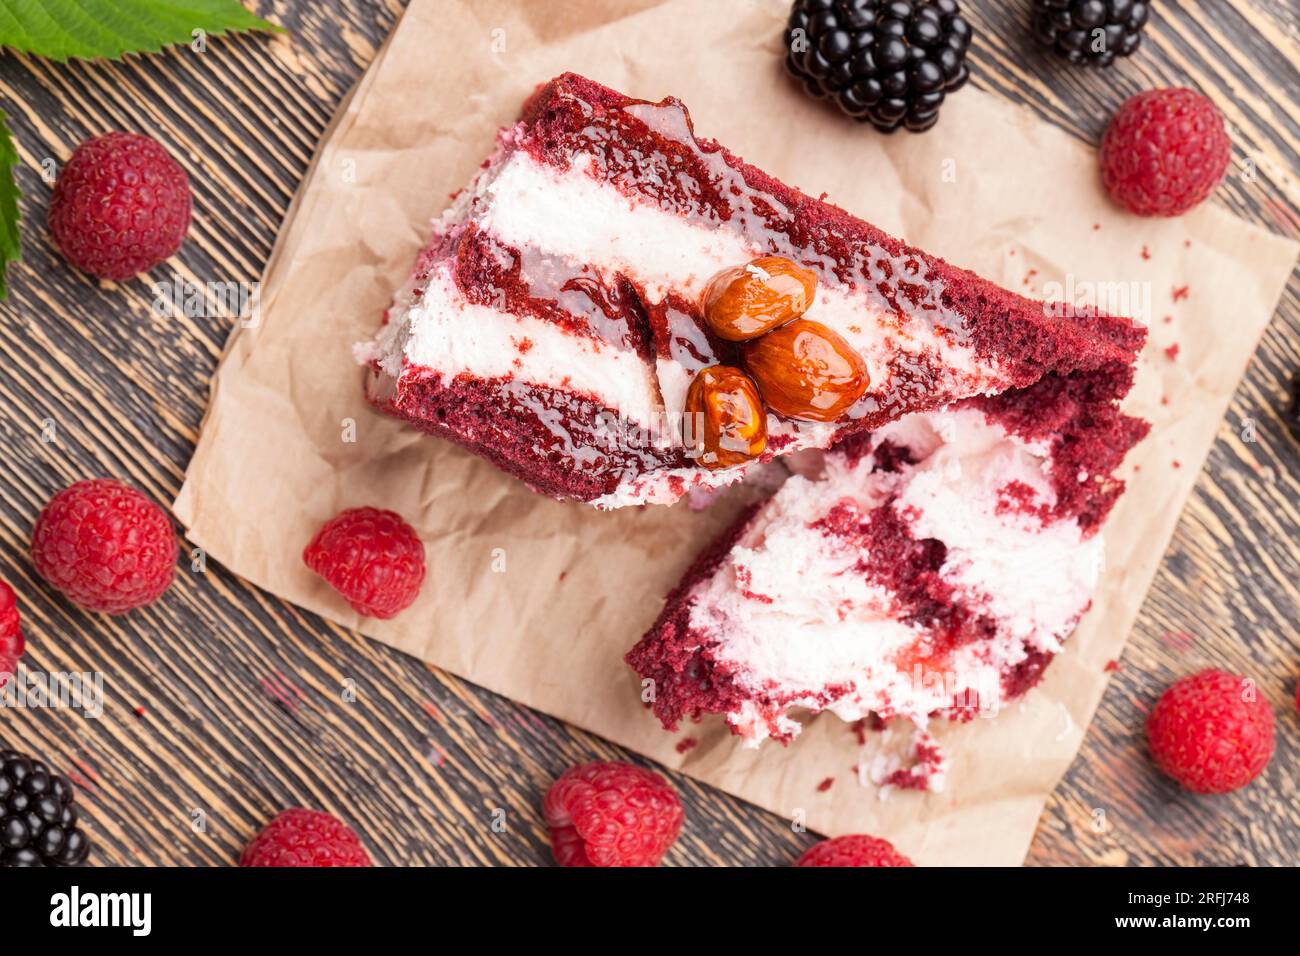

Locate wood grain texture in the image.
[0,0,1296,867]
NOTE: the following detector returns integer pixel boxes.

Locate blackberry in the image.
[783,0,972,133]
[1031,0,1150,67]
[0,749,91,867]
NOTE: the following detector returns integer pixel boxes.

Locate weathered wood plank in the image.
[0,0,1295,867]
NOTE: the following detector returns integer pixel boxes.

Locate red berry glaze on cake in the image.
[357,73,1145,508]
[627,365,1147,760]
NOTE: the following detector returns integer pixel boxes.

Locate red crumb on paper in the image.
[422,701,442,722]
[1093,223,1101,231]
[1023,268,1038,287]
[1141,245,1151,261]
[1171,285,1190,302]
[1160,396,1169,405]
[1172,460,1182,469]
[133,705,146,718]
[1104,660,1122,673]
[816,777,835,792]
[558,570,568,582]
[849,718,868,746]
[1165,343,1180,361]
[675,736,698,754]
[1162,315,1173,324]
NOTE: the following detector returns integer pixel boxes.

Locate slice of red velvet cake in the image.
[357,73,1145,508]
[626,365,1148,760]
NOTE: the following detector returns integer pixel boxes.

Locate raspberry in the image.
[0,581,24,686]
[31,479,178,615]
[240,809,372,867]
[1100,88,1231,217]
[302,507,425,619]
[543,761,683,867]
[795,834,914,867]
[48,131,191,280]
[1147,669,1275,794]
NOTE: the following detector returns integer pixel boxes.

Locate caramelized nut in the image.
[743,319,870,423]
[701,256,818,342]
[684,365,767,470]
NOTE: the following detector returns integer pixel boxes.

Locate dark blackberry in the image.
[1031,0,1150,68]
[783,0,972,133]
[0,749,91,867]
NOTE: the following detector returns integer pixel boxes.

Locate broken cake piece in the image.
[625,367,1149,749]
[356,72,1145,508]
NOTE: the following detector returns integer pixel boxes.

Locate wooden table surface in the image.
[0,0,1297,867]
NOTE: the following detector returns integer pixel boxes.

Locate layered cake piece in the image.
[626,366,1148,751]
[357,73,1145,508]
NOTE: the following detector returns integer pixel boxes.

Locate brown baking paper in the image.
[174,0,1299,865]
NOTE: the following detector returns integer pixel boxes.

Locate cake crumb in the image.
[1140,245,1151,260]
[1164,343,1180,361]
[1162,314,1173,324]
[1172,460,1182,468]
[816,777,835,792]
[675,736,698,754]
[1171,285,1190,302]
[1104,660,1122,673]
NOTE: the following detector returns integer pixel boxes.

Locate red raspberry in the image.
[543,761,683,867]
[0,581,24,686]
[48,131,191,280]
[1147,668,1275,794]
[31,480,178,615]
[303,507,425,619]
[1100,88,1231,217]
[795,834,914,867]
[240,809,372,867]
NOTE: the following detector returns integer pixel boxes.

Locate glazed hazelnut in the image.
[683,365,767,469]
[742,319,870,423]
[701,256,817,342]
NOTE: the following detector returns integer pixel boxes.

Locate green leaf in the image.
[0,111,20,300]
[0,0,282,62]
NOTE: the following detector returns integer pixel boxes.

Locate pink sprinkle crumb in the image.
[675,737,698,754]
[1172,285,1190,302]
[1162,315,1173,324]
[1140,245,1151,261]
[133,706,147,718]
[816,777,835,792]
[1160,396,1169,405]
[1172,460,1182,469]
[1092,223,1101,231]
[1164,343,1180,361]
[1104,660,1121,673]
[849,718,868,746]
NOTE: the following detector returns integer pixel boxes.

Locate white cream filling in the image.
[480,152,1000,408]
[368,264,662,430]
[691,407,1101,744]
